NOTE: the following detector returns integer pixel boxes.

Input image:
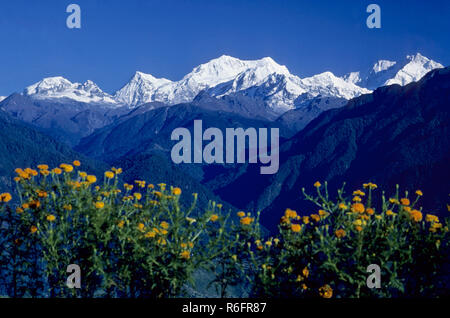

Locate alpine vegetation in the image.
[171,120,279,174]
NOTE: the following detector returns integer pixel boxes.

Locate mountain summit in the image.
[24,76,118,106]
[343,53,443,90]
[17,53,444,113]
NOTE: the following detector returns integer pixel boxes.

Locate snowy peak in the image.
[0,96,7,102]
[114,71,172,106]
[115,55,294,106]
[24,76,118,106]
[343,53,443,90]
[385,53,443,86]
[301,71,371,100]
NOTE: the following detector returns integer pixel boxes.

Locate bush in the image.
[0,163,448,298]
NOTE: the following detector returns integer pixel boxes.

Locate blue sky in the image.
[0,0,449,96]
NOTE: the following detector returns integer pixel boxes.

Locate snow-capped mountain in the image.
[207,67,370,113]
[18,53,443,114]
[115,55,371,113]
[343,53,443,90]
[0,96,6,102]
[24,76,118,106]
[114,71,173,106]
[114,55,291,107]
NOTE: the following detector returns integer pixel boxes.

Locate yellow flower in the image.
[318,209,328,217]
[425,214,439,223]
[351,203,365,213]
[87,175,97,183]
[231,255,237,262]
[94,201,105,209]
[30,225,38,234]
[137,223,145,231]
[210,214,219,222]
[0,193,12,203]
[46,214,56,222]
[180,250,190,260]
[338,203,348,210]
[314,181,321,188]
[400,198,410,206]
[63,204,72,211]
[310,214,320,222]
[60,164,74,173]
[284,208,297,219]
[265,240,272,247]
[353,219,363,226]
[335,229,346,238]
[375,215,382,220]
[389,198,399,204]
[118,220,125,228]
[430,222,443,232]
[240,216,254,225]
[172,187,182,195]
[302,267,309,278]
[160,221,169,229]
[386,209,394,216]
[154,191,162,198]
[415,190,423,196]
[291,224,302,232]
[366,208,375,215]
[355,225,363,232]
[363,182,378,190]
[319,285,333,298]
[73,160,81,167]
[104,171,115,179]
[37,164,49,170]
[79,172,87,178]
[353,190,365,196]
[134,192,142,200]
[237,211,246,218]
[145,231,156,238]
[409,209,422,222]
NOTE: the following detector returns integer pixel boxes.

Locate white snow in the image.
[24,76,118,106]
[342,53,443,90]
[22,53,443,113]
[0,96,6,102]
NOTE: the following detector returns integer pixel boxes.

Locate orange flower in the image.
[104,171,115,179]
[210,214,219,222]
[73,160,81,167]
[409,209,422,222]
[335,229,346,238]
[240,216,254,225]
[237,211,246,218]
[30,225,38,234]
[284,208,297,219]
[314,181,321,187]
[291,224,302,232]
[351,203,365,213]
[310,214,320,222]
[180,250,190,259]
[172,187,182,195]
[319,285,333,298]
[0,193,12,203]
[400,198,410,206]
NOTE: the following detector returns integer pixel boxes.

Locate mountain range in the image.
[0,53,447,232]
[0,53,442,144]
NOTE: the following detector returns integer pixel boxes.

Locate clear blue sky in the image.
[0,0,449,96]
